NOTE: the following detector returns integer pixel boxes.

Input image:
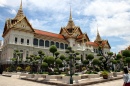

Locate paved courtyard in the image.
[0,75,55,86]
[0,75,123,86]
[87,79,123,86]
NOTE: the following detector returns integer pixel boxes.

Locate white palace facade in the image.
[1,1,111,64]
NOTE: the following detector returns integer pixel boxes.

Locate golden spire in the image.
[69,6,72,21]
[95,25,102,42]
[66,6,75,30]
[14,0,24,20]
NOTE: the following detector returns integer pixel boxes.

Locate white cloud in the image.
[0,0,6,7]
[83,0,130,37]
[8,9,16,15]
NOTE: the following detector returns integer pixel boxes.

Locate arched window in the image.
[45,40,49,47]
[51,41,54,45]
[33,38,38,45]
[56,42,59,48]
[93,49,95,53]
[15,37,17,44]
[39,39,44,46]
[96,49,98,53]
[60,43,64,49]
[27,39,29,45]
[65,44,68,49]
[21,38,24,44]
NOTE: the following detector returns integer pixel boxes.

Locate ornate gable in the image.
[59,8,88,40]
[102,40,111,49]
[2,1,34,37]
[13,17,34,32]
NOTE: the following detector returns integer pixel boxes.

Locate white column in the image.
[18,35,21,45]
[23,49,26,61]
[38,39,39,47]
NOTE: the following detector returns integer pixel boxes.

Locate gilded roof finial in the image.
[97,24,99,35]
[14,0,24,20]
[66,6,75,29]
[20,0,22,10]
[95,24,102,42]
[69,6,72,21]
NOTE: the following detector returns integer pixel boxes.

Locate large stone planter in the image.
[34,74,42,80]
[62,75,81,84]
[62,76,70,84]
[26,74,34,78]
[88,74,100,78]
[73,75,81,83]
[113,72,117,77]
[45,75,57,81]
[81,74,88,79]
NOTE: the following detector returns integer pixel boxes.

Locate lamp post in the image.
[69,54,73,84]
[69,53,76,84]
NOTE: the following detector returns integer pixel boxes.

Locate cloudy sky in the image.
[0,0,130,53]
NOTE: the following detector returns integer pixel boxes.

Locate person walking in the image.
[123,67,130,86]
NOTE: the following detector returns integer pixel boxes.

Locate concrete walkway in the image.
[0,75,55,86]
[40,75,123,86]
[87,79,123,86]
[0,74,123,86]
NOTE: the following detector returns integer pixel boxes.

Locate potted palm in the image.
[101,71,108,79]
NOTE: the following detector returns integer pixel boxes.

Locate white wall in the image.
[9,30,34,46]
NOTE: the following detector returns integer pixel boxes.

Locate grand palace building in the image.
[0,1,111,64]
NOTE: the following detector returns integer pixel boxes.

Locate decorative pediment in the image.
[13,17,34,32]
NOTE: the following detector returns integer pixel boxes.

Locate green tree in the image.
[26,55,39,73]
[125,57,130,63]
[98,51,114,71]
[12,50,21,68]
[38,50,45,73]
[41,62,48,72]
[56,58,62,65]
[92,59,100,65]
[49,45,57,57]
[86,54,94,60]
[55,51,60,59]
[47,56,55,66]
[86,54,94,68]
[75,57,80,60]
[122,50,130,57]
[115,54,123,71]
[60,55,66,61]
[82,60,89,67]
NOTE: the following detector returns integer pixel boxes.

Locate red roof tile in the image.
[86,42,98,47]
[34,29,64,39]
[77,34,83,39]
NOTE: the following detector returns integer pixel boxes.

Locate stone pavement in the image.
[0,75,55,86]
[40,75,123,86]
[0,75,123,86]
[87,79,123,86]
